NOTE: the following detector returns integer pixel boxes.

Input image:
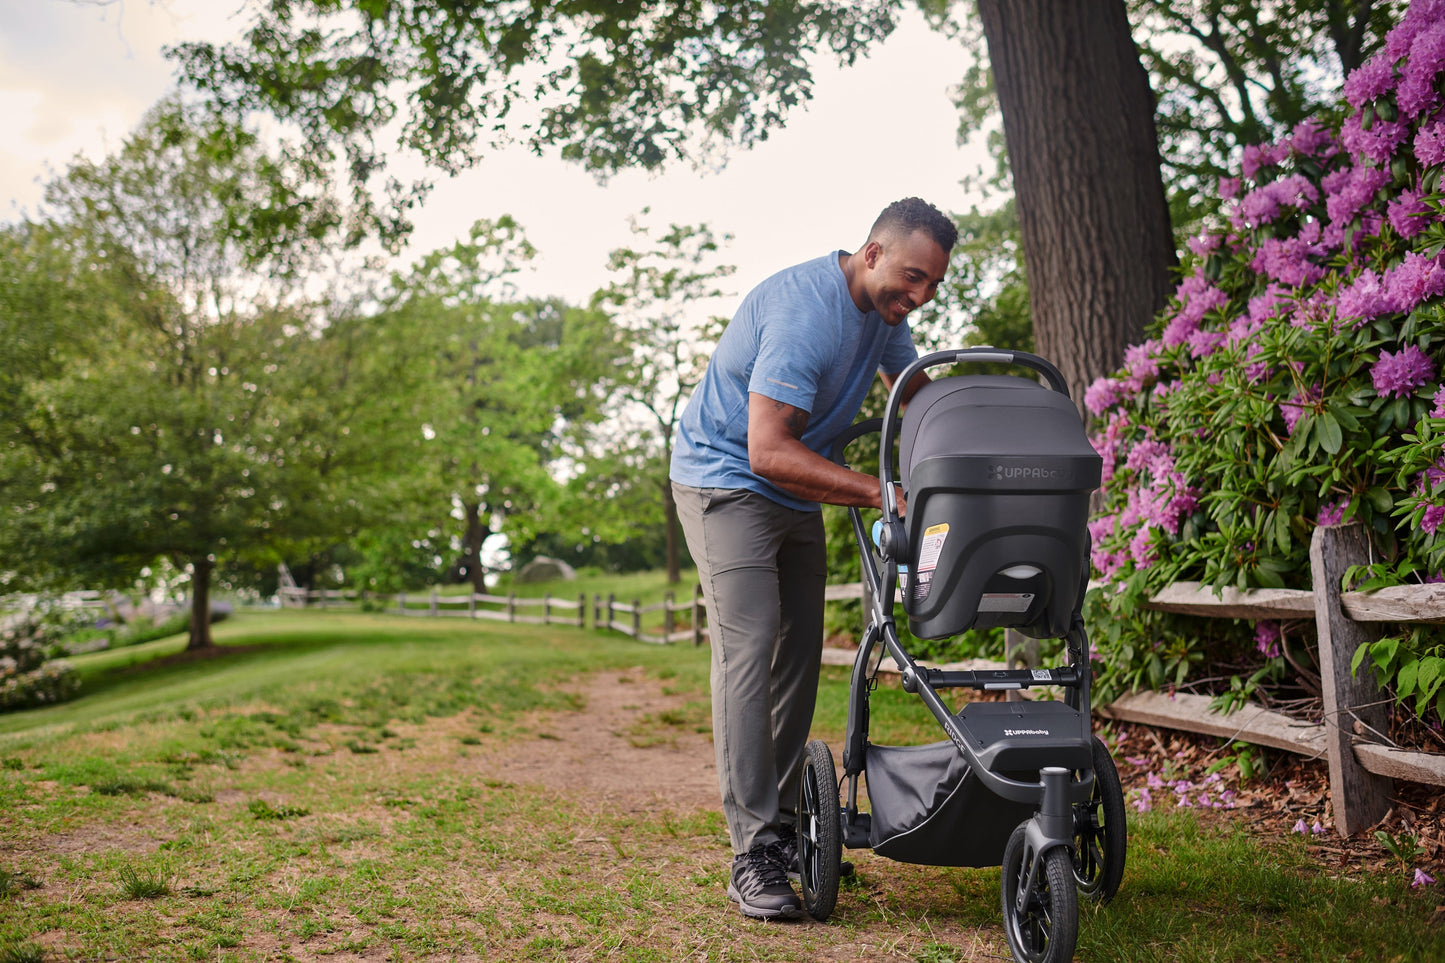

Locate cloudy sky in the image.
[0,0,991,306]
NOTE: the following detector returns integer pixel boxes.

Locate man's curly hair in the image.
[868,197,958,253]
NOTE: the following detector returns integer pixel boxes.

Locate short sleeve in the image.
[747,306,832,414]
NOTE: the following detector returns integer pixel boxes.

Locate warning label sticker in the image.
[917,523,949,572]
[912,524,949,603]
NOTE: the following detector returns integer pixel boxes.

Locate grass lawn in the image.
[0,609,1439,962]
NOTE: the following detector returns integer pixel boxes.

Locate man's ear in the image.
[864,239,882,268]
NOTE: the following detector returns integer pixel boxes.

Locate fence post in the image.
[578,593,585,628]
[664,592,675,639]
[398,593,406,615]
[543,593,551,625]
[430,588,438,617]
[318,587,326,610]
[507,592,516,622]
[468,592,476,619]
[1310,524,1395,836]
[632,598,642,639]
[693,584,706,646]
[593,593,601,628]
[607,593,615,631]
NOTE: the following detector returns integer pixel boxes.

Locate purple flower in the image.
[1255,620,1283,658]
[1336,269,1399,326]
[1293,819,1309,834]
[1432,385,1445,418]
[1187,232,1223,258]
[1316,500,1348,527]
[1129,526,1157,568]
[1413,868,1437,888]
[1385,251,1445,312]
[1341,114,1409,163]
[1251,234,1329,287]
[1218,176,1242,200]
[1343,56,1398,109]
[1085,376,1123,416]
[1423,505,1445,535]
[1235,174,1320,228]
[1324,166,1391,226]
[1397,21,1445,119]
[1289,118,1338,160]
[1372,345,1437,399]
[1416,120,1445,167]
[1387,190,1434,239]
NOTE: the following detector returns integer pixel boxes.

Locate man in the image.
[670,197,958,919]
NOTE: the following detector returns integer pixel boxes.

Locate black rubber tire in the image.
[1001,824,1079,963]
[1073,735,1127,904]
[797,739,841,921]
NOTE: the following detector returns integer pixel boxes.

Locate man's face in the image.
[865,229,950,325]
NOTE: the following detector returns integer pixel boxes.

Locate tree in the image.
[1130,0,1405,223]
[591,216,735,583]
[171,1,900,252]
[975,0,1177,407]
[371,218,629,591]
[0,99,402,650]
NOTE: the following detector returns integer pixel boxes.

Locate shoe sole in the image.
[726,882,803,920]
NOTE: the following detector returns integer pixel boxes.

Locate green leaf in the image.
[1352,641,1371,678]
[1317,412,1343,454]
[1398,659,1419,700]
[1367,486,1394,513]
[1371,637,1400,674]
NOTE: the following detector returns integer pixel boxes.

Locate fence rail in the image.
[1112,523,1445,835]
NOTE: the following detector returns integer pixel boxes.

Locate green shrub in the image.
[1084,3,1445,723]
[0,607,81,712]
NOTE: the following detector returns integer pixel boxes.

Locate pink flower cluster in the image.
[1088,1,1445,589]
[1254,620,1283,658]
[1372,344,1437,398]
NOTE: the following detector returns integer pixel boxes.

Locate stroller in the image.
[799,349,1126,963]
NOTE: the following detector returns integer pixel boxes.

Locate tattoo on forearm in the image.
[780,404,809,438]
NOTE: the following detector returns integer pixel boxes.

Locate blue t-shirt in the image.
[670,251,918,511]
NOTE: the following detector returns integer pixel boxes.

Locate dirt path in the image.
[468,668,1016,962]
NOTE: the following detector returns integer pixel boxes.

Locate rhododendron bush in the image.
[1085,1,1445,726]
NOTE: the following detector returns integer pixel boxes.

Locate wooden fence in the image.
[1104,524,1445,836]
[278,584,703,645]
[278,523,1443,835]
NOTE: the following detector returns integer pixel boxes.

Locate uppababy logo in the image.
[987,463,1074,483]
[1005,728,1051,737]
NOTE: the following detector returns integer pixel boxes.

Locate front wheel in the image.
[796,739,841,921]
[1001,824,1078,963]
[1074,735,1127,903]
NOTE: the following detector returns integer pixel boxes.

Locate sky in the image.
[0,0,992,308]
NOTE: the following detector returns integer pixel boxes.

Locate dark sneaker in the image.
[726,843,802,919]
[778,823,853,883]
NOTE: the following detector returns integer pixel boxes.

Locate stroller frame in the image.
[801,348,1124,963]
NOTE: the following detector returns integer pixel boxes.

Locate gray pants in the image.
[672,482,827,855]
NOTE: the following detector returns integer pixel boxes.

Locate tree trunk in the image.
[664,479,680,585]
[445,499,491,593]
[187,557,214,651]
[976,0,1176,408]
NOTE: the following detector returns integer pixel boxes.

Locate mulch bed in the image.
[1106,720,1445,919]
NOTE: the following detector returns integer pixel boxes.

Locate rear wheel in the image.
[796,739,841,921]
[1001,823,1078,963]
[1073,735,1127,903]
